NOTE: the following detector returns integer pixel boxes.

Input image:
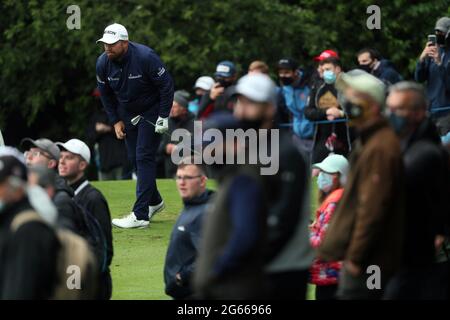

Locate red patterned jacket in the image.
[309,188,344,286]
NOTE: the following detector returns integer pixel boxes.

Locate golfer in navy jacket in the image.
[96,23,174,228]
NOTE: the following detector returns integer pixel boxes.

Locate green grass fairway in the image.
[92,179,317,300]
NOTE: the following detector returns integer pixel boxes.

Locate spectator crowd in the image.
[0,16,449,300]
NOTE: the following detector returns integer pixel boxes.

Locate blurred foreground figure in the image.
[193,112,268,299]
[232,74,314,299]
[383,81,450,299]
[318,71,405,300]
[0,147,60,299]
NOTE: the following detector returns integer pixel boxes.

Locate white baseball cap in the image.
[335,70,386,105]
[313,154,349,180]
[235,74,277,104]
[194,76,215,91]
[96,23,129,44]
[56,139,91,163]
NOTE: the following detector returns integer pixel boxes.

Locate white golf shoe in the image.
[148,201,165,221]
[112,212,149,229]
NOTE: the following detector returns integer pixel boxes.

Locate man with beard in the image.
[96,23,174,229]
[233,74,313,299]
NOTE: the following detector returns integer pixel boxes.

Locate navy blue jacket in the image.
[96,41,174,125]
[164,190,214,299]
[212,175,263,277]
[373,59,402,85]
[415,46,450,112]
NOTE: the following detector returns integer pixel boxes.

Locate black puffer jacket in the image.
[304,81,353,163]
[54,175,86,236]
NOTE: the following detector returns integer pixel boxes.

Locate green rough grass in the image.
[92,178,318,300]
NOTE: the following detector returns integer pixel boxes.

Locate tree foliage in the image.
[1,0,449,143]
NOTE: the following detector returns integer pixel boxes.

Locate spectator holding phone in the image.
[415,17,450,116]
[197,61,238,119]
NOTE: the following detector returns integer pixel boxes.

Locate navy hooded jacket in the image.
[415,46,450,112]
[164,190,214,299]
[96,41,174,125]
[373,59,402,85]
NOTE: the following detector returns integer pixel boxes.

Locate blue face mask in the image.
[441,131,450,145]
[317,172,333,193]
[389,113,408,135]
[323,70,336,84]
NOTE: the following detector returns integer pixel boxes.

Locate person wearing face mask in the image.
[305,57,353,165]
[415,17,450,116]
[188,76,215,117]
[277,58,314,158]
[357,48,402,85]
[311,49,340,91]
[383,81,450,300]
[0,147,60,299]
[193,110,269,299]
[197,61,238,119]
[309,154,349,300]
[318,71,405,300]
[158,90,195,178]
[232,74,314,300]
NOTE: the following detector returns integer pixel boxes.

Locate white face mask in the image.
[26,185,58,226]
[339,174,347,186]
[317,172,333,193]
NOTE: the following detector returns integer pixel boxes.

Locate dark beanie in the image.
[173,90,190,109]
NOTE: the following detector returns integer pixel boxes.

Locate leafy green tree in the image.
[1,0,449,142]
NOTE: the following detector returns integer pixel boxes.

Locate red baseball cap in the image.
[91,88,101,97]
[313,49,340,61]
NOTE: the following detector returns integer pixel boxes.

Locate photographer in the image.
[415,17,450,116]
[197,61,238,119]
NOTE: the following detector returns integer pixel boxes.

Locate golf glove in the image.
[155,116,169,134]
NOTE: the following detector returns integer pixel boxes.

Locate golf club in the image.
[130,115,201,156]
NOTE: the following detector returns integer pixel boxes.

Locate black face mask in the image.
[239,118,264,130]
[343,101,363,119]
[358,63,373,73]
[436,33,446,45]
[279,76,294,86]
[217,78,233,88]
